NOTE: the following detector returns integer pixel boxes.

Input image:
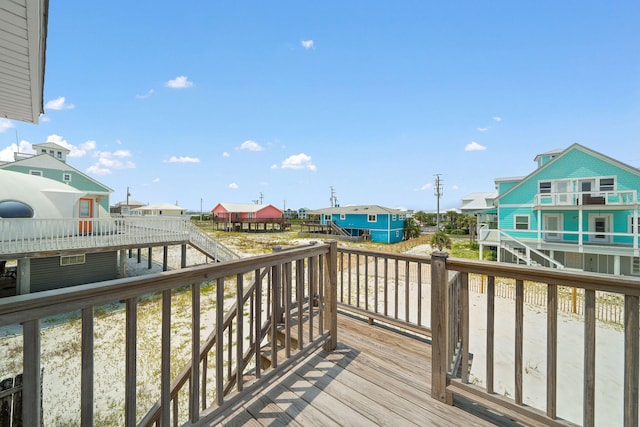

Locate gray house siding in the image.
[30,251,118,292]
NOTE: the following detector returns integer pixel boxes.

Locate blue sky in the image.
[1,1,638,212]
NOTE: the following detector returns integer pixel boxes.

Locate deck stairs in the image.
[185,221,240,262]
[328,221,350,237]
[501,238,564,269]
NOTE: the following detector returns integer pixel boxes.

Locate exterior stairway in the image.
[186,221,239,262]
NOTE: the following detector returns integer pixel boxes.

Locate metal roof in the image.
[310,205,405,215]
[0,0,49,123]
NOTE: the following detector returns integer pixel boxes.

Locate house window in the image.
[57,151,62,159]
[30,170,43,177]
[539,181,551,194]
[399,214,405,220]
[629,216,639,234]
[63,173,71,182]
[599,178,615,192]
[368,214,377,222]
[41,149,46,153]
[60,254,86,266]
[392,214,397,221]
[324,214,332,223]
[632,257,640,276]
[514,215,529,230]
[340,213,345,220]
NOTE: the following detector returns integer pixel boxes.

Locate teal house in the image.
[0,141,113,219]
[478,143,640,276]
[311,205,406,244]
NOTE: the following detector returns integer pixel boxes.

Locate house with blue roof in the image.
[310,205,406,244]
[478,143,640,275]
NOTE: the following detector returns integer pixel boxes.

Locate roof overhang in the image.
[0,0,49,123]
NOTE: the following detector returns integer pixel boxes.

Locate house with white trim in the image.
[478,143,640,275]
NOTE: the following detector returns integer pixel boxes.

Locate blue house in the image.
[311,205,406,244]
[478,143,640,276]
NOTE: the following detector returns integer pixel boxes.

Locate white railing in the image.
[0,217,238,262]
[534,190,637,207]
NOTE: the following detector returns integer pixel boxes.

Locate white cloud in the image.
[492,116,502,122]
[229,182,239,189]
[271,164,278,169]
[420,183,433,191]
[281,153,317,171]
[45,135,96,158]
[477,127,489,132]
[238,140,264,151]
[0,140,34,162]
[222,151,230,158]
[40,115,51,122]
[87,150,136,175]
[136,89,155,99]
[45,96,75,110]
[153,178,160,183]
[465,141,487,151]
[0,118,15,133]
[301,40,314,49]
[452,185,460,190]
[165,156,200,163]
[165,76,193,89]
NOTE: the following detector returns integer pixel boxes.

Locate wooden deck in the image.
[210,312,522,427]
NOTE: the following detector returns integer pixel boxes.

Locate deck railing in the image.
[336,247,432,336]
[534,190,637,207]
[0,217,238,262]
[0,242,337,426]
[431,252,640,426]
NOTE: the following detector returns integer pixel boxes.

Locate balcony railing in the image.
[0,217,238,262]
[534,190,637,207]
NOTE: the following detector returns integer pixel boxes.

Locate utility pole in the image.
[200,198,203,221]
[329,186,338,207]
[434,174,443,231]
[259,192,264,205]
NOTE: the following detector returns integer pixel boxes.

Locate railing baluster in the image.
[384,258,388,317]
[161,290,171,426]
[460,273,469,384]
[255,268,262,379]
[547,283,558,419]
[308,256,314,344]
[515,279,523,405]
[81,307,94,426]
[191,283,201,422]
[405,260,410,322]
[296,260,304,351]
[271,264,280,369]
[347,253,352,306]
[284,263,292,359]
[374,256,379,315]
[417,262,422,326]
[215,278,224,406]
[364,255,369,312]
[394,259,399,320]
[486,275,495,395]
[236,274,244,392]
[318,255,324,335]
[356,254,361,308]
[624,295,639,427]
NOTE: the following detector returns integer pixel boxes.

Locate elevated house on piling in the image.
[211,202,288,232]
[478,144,640,275]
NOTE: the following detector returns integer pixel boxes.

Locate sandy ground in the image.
[0,237,629,425]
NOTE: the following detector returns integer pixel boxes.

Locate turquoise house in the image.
[311,205,406,244]
[0,142,113,218]
[478,144,640,276]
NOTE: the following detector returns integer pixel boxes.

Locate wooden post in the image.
[119,250,126,278]
[430,251,452,404]
[163,246,168,271]
[22,319,41,427]
[181,244,187,269]
[147,247,152,270]
[624,295,639,427]
[323,241,338,351]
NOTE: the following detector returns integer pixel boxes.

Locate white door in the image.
[544,214,562,241]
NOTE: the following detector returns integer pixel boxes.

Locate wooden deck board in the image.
[216,312,519,426]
